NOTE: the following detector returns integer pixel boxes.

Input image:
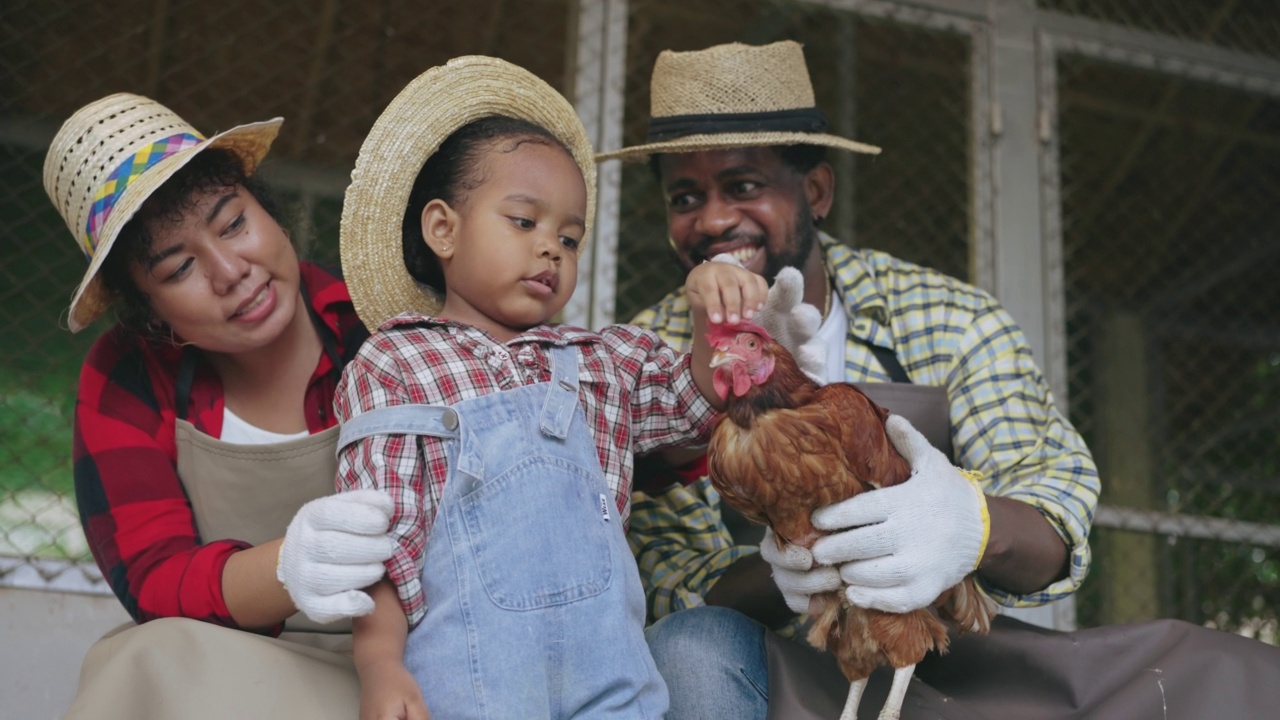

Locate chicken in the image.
[704,322,996,720]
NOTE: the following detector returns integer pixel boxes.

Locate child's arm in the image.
[684,261,769,409]
[353,578,430,720]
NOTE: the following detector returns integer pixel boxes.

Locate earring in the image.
[144,317,166,337]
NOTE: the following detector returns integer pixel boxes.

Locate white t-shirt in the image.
[220,406,310,445]
[816,287,848,385]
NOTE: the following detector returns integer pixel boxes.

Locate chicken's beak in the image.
[709,350,739,368]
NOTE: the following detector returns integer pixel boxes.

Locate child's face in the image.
[431,140,587,342]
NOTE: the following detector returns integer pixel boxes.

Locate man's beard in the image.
[760,208,819,284]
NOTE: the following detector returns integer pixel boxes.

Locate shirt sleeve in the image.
[334,333,433,627]
[626,478,757,621]
[947,302,1100,606]
[73,333,251,628]
[600,325,717,455]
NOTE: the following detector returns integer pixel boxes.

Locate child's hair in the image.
[401,115,570,294]
[98,147,283,336]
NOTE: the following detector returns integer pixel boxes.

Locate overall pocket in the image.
[460,454,614,610]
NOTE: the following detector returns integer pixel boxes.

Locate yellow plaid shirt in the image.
[627,233,1099,621]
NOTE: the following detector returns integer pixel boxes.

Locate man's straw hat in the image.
[43,93,282,332]
[596,41,881,162]
[340,55,597,330]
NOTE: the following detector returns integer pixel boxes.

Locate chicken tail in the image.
[935,576,999,635]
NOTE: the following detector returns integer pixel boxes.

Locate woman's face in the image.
[128,184,304,355]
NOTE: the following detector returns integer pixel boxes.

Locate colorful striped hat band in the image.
[80,132,205,258]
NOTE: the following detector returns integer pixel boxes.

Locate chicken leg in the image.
[877,663,917,720]
[839,677,869,720]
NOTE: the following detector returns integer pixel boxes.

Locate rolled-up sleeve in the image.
[948,304,1099,606]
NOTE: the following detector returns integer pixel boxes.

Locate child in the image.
[332,57,771,719]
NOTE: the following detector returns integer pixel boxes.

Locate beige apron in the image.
[64,422,360,720]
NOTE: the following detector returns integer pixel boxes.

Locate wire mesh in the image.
[3,0,1279,642]
[1055,50,1280,633]
[1039,0,1280,60]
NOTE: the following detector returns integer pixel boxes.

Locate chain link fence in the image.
[2,0,1279,641]
[1042,0,1280,641]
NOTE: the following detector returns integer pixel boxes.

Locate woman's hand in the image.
[359,658,431,720]
[277,489,398,623]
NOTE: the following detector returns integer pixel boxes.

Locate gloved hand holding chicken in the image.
[704,321,996,720]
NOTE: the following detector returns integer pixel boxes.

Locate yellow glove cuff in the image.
[961,469,991,570]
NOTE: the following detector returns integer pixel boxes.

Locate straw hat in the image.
[43,93,282,332]
[341,55,597,329]
[596,40,881,162]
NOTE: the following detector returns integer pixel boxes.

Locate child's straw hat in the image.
[340,55,597,330]
[43,93,282,332]
[595,41,881,162]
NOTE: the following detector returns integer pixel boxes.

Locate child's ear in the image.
[421,198,457,259]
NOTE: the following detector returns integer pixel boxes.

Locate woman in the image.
[46,93,393,719]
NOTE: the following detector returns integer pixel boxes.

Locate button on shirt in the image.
[334,317,718,626]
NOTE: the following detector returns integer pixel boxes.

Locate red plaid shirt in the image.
[334,316,717,626]
[73,263,367,628]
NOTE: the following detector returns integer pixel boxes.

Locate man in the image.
[599,40,1169,719]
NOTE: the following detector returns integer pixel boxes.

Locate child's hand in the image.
[359,658,430,720]
[686,259,769,325]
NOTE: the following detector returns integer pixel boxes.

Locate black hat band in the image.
[646,107,829,141]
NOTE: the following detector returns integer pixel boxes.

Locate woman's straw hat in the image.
[43,93,282,332]
[595,41,881,162]
[341,55,597,330]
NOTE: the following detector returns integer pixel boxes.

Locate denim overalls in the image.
[339,344,668,719]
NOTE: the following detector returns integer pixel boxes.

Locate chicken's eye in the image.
[744,337,759,350]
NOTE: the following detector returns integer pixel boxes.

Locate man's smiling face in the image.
[658,146,821,284]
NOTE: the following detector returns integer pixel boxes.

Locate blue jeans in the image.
[645,606,770,720]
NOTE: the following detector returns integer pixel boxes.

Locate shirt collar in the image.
[819,232,889,326]
[381,313,598,347]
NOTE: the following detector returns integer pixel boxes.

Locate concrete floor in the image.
[0,587,129,719]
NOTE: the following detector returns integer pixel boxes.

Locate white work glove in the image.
[809,415,990,614]
[710,254,826,383]
[758,526,841,615]
[277,489,398,624]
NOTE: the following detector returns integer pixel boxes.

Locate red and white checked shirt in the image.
[334,315,717,625]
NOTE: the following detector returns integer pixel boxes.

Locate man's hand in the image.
[809,415,990,613]
[757,526,841,615]
[710,255,825,382]
[278,489,398,623]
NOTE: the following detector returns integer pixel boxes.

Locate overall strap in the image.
[540,344,580,440]
[175,345,200,420]
[337,404,461,456]
[854,336,912,384]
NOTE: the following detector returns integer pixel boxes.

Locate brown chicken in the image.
[704,322,995,720]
